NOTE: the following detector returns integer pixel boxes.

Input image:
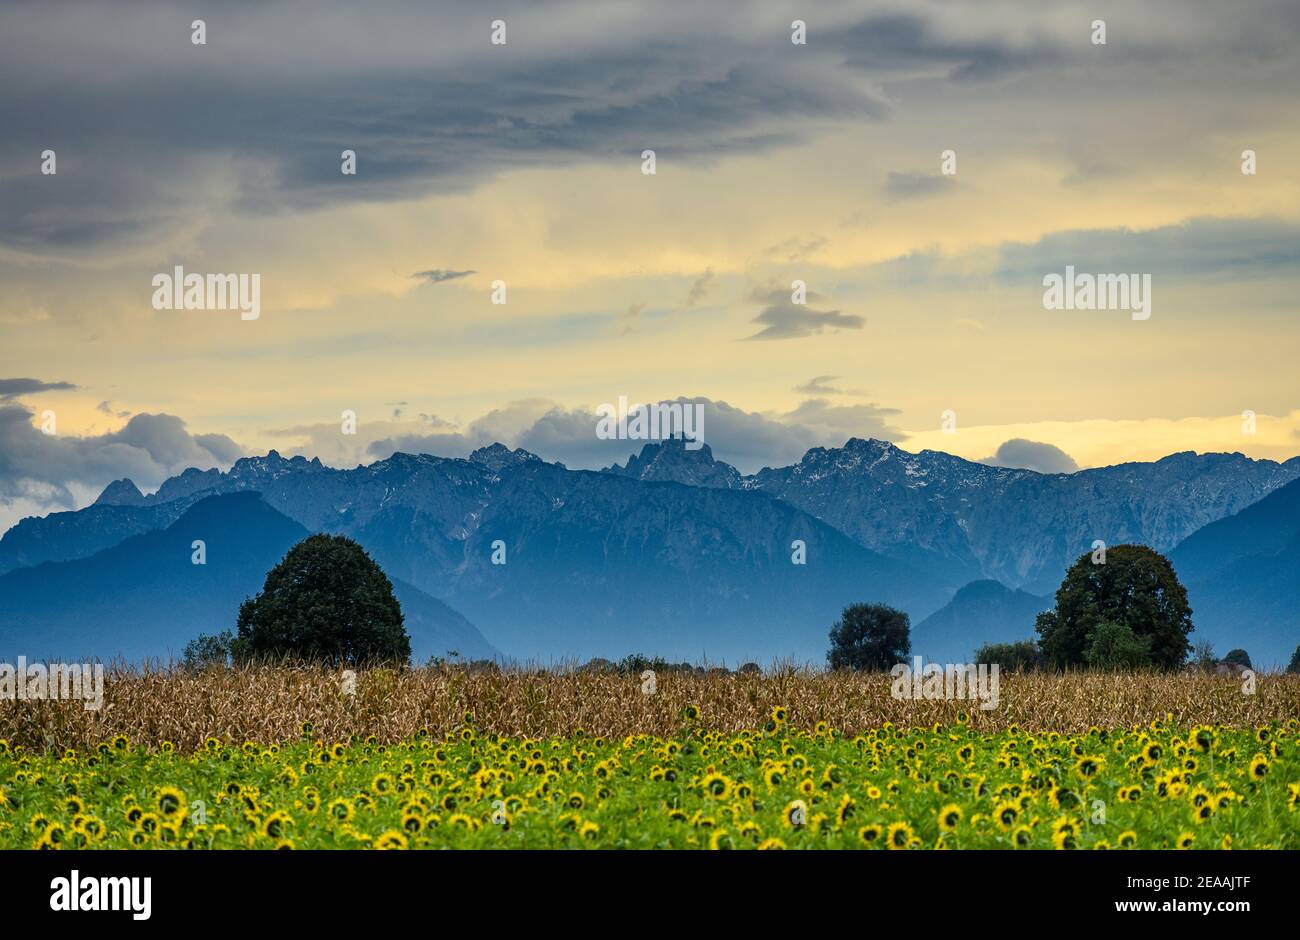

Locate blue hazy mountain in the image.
[0,448,947,664]
[430,460,941,663]
[0,492,497,664]
[2,439,1297,664]
[608,438,1300,595]
[911,580,1052,663]
[1169,477,1300,668]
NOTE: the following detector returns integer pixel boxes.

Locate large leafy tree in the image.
[827,603,910,671]
[236,534,411,665]
[1035,544,1193,670]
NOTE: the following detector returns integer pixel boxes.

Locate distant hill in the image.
[1170,477,1300,668]
[912,580,1052,663]
[0,492,497,664]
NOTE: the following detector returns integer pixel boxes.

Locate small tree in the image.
[1289,645,1300,675]
[828,603,910,671]
[1191,639,1217,672]
[181,629,240,670]
[974,639,1041,672]
[1222,648,1252,669]
[1083,621,1153,670]
[236,534,411,665]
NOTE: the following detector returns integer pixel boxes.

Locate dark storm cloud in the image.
[0,378,77,399]
[825,12,1069,81]
[0,1,890,257]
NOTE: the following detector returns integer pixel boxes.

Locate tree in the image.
[1289,646,1300,675]
[1083,621,1153,671]
[181,629,241,670]
[1035,545,1193,670]
[828,603,910,671]
[236,534,411,665]
[1222,648,1252,669]
[1191,639,1217,672]
[974,639,1041,672]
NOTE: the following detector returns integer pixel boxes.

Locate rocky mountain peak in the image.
[469,443,543,474]
[92,478,146,507]
[604,438,742,489]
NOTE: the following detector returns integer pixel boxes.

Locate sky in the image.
[1,0,1299,533]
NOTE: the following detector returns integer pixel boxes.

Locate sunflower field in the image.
[3,710,1298,849]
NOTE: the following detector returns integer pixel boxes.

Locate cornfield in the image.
[1,664,1295,753]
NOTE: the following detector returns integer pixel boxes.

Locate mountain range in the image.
[1,438,1297,666]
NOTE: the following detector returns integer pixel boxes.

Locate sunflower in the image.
[1249,754,1269,779]
[937,804,963,832]
[263,811,293,840]
[858,824,883,845]
[886,822,914,850]
[700,772,731,799]
[1051,817,1079,850]
[836,795,857,826]
[578,821,600,841]
[1074,756,1103,779]
[783,800,807,828]
[994,800,1019,831]
[757,838,786,850]
[373,829,409,850]
[155,786,187,820]
[1175,831,1195,850]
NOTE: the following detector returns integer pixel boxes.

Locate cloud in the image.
[361,395,903,475]
[96,400,132,419]
[0,2,891,259]
[980,438,1080,474]
[826,12,1069,82]
[0,404,244,514]
[682,269,716,308]
[412,269,475,284]
[0,377,76,398]
[744,300,864,341]
[793,375,865,396]
[619,301,648,334]
[883,171,953,201]
[995,217,1300,284]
